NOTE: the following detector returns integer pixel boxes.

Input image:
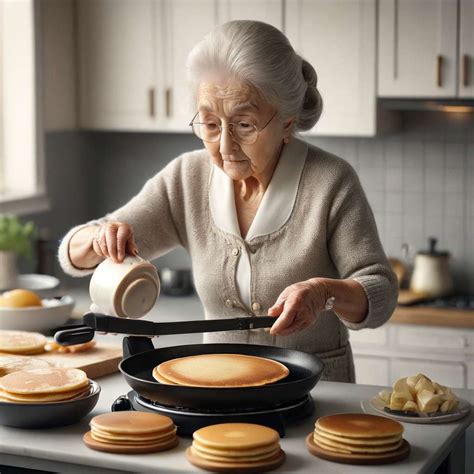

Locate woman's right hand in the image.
[92,221,139,263]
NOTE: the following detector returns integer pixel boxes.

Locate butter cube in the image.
[417,390,441,414]
[378,389,392,406]
[402,401,419,412]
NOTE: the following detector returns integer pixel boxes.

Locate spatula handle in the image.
[54,326,95,345]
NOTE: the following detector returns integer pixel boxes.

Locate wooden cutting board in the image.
[4,343,124,379]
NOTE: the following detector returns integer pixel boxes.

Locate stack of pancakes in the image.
[0,367,90,403]
[153,353,289,388]
[186,423,286,472]
[83,412,178,454]
[312,413,404,456]
[0,354,52,376]
[0,330,46,355]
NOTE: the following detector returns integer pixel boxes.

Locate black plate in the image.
[0,380,100,429]
[120,343,324,410]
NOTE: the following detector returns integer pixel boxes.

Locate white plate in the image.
[0,296,75,333]
[361,396,471,424]
[0,274,60,295]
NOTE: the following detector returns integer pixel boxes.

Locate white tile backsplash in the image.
[308,112,474,292]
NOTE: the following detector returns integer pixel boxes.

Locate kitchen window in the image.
[0,0,49,215]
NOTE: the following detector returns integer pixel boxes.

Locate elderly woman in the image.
[58,20,398,382]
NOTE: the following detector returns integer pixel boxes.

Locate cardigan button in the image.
[252,302,261,312]
[231,247,240,256]
[225,299,234,308]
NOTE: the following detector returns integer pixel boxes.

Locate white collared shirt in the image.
[209,138,309,309]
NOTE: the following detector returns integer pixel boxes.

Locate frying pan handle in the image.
[82,313,276,336]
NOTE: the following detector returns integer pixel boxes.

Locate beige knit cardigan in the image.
[58,139,398,383]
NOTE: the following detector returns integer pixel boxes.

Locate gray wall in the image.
[27,111,474,292]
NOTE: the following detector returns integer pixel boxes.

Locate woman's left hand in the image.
[267,279,329,336]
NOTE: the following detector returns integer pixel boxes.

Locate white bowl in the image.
[0,274,61,299]
[0,296,75,333]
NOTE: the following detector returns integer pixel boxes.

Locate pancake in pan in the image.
[155,353,289,388]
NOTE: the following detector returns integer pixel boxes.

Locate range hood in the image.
[379,98,474,113]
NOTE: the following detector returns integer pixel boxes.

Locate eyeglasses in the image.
[189,111,277,145]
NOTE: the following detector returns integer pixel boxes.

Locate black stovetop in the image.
[112,392,315,437]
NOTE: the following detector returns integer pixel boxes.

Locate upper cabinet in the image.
[378,0,473,98]
[459,0,474,98]
[160,0,283,132]
[78,0,283,132]
[216,0,282,26]
[286,0,377,136]
[78,0,157,130]
[158,0,217,131]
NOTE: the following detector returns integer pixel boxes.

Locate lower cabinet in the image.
[350,323,474,389]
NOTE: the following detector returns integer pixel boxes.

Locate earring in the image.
[283,137,289,144]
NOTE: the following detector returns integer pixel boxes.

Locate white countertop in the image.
[1,376,473,474]
[2,287,472,473]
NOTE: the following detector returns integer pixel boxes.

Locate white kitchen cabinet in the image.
[159,0,217,131]
[156,0,284,131]
[78,0,157,130]
[391,358,466,389]
[378,0,458,97]
[354,356,390,386]
[217,0,282,27]
[77,0,285,131]
[351,323,474,389]
[41,0,77,131]
[285,0,377,136]
[459,0,474,98]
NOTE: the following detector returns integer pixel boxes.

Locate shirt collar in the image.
[209,138,308,240]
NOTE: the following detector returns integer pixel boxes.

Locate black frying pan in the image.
[120,343,323,409]
[55,314,325,410]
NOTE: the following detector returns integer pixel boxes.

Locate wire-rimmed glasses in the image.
[189,111,277,145]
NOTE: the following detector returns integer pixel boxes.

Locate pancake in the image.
[192,444,281,463]
[314,429,401,446]
[0,384,90,403]
[0,354,52,376]
[313,433,403,454]
[316,414,404,439]
[188,423,285,472]
[91,431,177,446]
[0,331,46,355]
[152,367,177,385]
[83,431,179,454]
[156,354,289,388]
[0,367,88,395]
[85,412,178,455]
[90,412,175,435]
[191,444,281,463]
[193,423,280,451]
[192,440,280,457]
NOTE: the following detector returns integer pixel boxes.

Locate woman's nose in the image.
[219,126,237,155]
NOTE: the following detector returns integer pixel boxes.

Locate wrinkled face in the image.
[196,80,289,182]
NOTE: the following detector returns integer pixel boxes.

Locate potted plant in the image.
[0,215,36,289]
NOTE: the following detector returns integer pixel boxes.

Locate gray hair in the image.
[186,20,322,132]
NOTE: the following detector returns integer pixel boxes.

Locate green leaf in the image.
[0,214,36,260]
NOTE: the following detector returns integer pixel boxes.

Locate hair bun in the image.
[296,58,323,131]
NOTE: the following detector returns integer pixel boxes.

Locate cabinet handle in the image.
[148,88,155,118]
[462,54,470,87]
[165,88,172,118]
[437,55,443,87]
